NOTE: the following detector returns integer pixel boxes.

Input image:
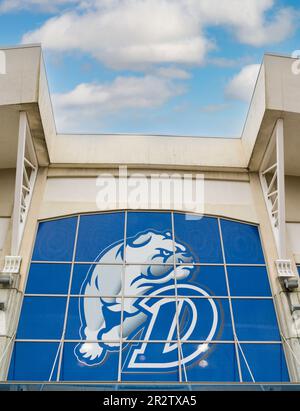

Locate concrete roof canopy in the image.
[0,45,300,175]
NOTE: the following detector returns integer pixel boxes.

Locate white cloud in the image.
[21,0,296,70]
[22,0,210,69]
[186,0,295,46]
[155,67,191,79]
[0,0,78,13]
[225,64,261,102]
[52,74,186,131]
[13,0,297,133]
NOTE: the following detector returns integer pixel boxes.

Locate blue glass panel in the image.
[232,299,281,341]
[179,299,233,341]
[8,342,60,381]
[65,297,82,340]
[17,297,66,340]
[127,211,172,238]
[181,343,239,382]
[122,343,179,382]
[240,344,290,382]
[221,220,265,264]
[66,297,121,341]
[177,265,228,297]
[126,212,173,264]
[71,264,122,296]
[60,342,119,381]
[228,266,271,297]
[32,217,77,262]
[124,265,175,297]
[75,212,125,262]
[25,263,71,295]
[174,214,223,264]
[297,266,300,276]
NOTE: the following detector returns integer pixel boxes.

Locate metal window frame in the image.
[56,216,81,381]
[218,219,243,382]
[7,211,289,383]
[13,339,284,345]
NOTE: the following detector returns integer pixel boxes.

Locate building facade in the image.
[0,45,300,387]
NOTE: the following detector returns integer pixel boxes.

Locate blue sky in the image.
[0,0,300,136]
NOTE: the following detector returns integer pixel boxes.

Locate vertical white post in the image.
[11,112,27,256]
[276,119,286,260]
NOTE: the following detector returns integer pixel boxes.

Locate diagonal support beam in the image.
[276,119,286,260]
[11,112,38,256]
[11,112,27,256]
[259,119,286,259]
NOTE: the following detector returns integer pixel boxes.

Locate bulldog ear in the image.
[130,231,153,247]
[164,232,172,239]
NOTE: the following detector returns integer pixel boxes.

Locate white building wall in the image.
[0,218,9,252]
[40,175,257,223]
[0,169,15,217]
[287,223,300,263]
[286,176,300,263]
[286,176,300,222]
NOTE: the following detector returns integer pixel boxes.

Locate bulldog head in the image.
[126,230,195,284]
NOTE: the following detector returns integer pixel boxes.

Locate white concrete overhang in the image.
[0,45,51,170]
[245,54,300,177]
[0,46,300,174]
[51,133,246,171]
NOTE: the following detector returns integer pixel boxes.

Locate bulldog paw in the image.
[175,265,193,280]
[100,325,121,346]
[75,342,104,365]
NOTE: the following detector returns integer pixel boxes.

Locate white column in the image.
[276,118,286,260]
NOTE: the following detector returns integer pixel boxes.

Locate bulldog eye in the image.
[155,248,171,257]
[152,248,173,261]
[161,249,172,257]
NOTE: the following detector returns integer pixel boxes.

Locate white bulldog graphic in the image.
[75,230,194,365]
